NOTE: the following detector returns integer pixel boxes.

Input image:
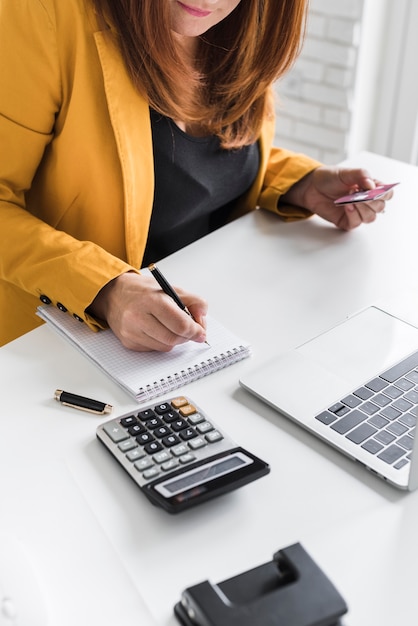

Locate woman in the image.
[0,0,391,350]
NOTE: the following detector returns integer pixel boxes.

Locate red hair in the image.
[92,0,309,147]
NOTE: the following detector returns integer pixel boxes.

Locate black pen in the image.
[148,263,209,345]
[54,389,113,415]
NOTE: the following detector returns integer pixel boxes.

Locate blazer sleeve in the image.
[0,0,134,331]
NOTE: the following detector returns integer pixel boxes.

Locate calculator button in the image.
[171,419,189,432]
[180,427,197,441]
[179,453,196,464]
[162,434,181,447]
[143,467,160,480]
[162,411,179,423]
[120,415,138,427]
[153,450,172,464]
[187,412,205,425]
[134,457,154,472]
[127,448,146,462]
[179,404,197,417]
[162,459,179,472]
[128,424,147,436]
[138,408,156,421]
[103,423,129,443]
[145,441,164,454]
[136,432,155,445]
[146,417,163,429]
[206,430,223,443]
[154,426,171,438]
[170,396,189,409]
[171,443,189,457]
[188,437,206,450]
[196,421,213,434]
[154,403,172,414]
[118,439,137,453]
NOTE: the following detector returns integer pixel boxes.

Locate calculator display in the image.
[154,452,252,498]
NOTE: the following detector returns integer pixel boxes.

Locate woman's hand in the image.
[282,166,394,230]
[88,272,208,352]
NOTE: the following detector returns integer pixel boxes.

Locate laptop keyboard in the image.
[315,350,418,470]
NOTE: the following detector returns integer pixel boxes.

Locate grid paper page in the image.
[37,306,251,401]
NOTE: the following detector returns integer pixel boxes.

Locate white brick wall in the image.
[274,0,366,163]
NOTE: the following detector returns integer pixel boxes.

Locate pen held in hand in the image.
[148,263,210,346]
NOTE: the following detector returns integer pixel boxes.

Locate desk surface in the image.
[2,152,418,625]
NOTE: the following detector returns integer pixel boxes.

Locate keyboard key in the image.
[328,402,350,417]
[387,422,408,437]
[405,370,418,384]
[341,395,362,408]
[366,378,388,392]
[379,406,401,421]
[375,430,396,445]
[394,458,409,470]
[372,393,392,408]
[354,387,374,400]
[399,413,416,428]
[398,435,414,451]
[362,439,384,454]
[315,411,338,425]
[383,386,403,399]
[380,351,418,383]
[377,444,406,465]
[368,415,390,429]
[405,390,418,404]
[395,378,415,391]
[360,401,380,416]
[392,398,413,413]
[331,410,367,434]
[346,423,377,444]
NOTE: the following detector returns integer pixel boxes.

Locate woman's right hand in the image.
[88,272,208,352]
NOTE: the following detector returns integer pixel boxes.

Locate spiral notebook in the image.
[37,305,251,402]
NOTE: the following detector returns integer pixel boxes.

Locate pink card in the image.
[334,182,399,206]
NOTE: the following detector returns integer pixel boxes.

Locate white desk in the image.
[2,152,418,625]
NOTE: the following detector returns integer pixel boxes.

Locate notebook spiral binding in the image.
[137,346,251,401]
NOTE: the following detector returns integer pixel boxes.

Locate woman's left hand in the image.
[282,166,394,231]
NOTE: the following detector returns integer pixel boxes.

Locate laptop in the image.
[240,291,418,490]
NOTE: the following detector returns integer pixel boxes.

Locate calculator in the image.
[96,396,270,513]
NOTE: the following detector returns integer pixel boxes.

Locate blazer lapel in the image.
[94,29,154,268]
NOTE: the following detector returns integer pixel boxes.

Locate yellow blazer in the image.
[0,0,321,346]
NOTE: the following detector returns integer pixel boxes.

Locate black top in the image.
[142,109,260,266]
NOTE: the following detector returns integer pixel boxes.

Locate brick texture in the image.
[274,0,365,163]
